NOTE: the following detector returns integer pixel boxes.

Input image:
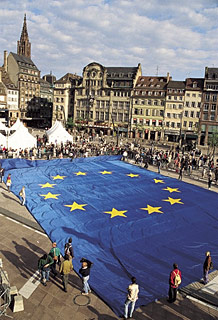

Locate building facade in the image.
[182,78,203,145]
[199,67,218,145]
[131,75,170,140]
[164,81,185,142]
[53,73,81,125]
[72,62,142,135]
[0,66,19,125]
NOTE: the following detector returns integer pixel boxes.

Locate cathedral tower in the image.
[17,14,31,58]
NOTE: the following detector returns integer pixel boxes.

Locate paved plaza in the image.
[0,163,218,320]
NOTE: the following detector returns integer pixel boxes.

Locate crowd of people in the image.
[36,237,213,319]
[0,135,217,190]
[0,134,217,318]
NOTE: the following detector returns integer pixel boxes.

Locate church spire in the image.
[17,14,31,58]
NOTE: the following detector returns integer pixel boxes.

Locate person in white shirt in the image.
[124,277,139,319]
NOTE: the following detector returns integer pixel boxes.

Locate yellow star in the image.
[40,192,60,200]
[154,179,165,184]
[64,201,87,211]
[104,208,127,218]
[162,187,181,193]
[127,173,139,178]
[74,171,87,176]
[52,175,66,180]
[100,171,112,175]
[162,197,184,205]
[140,205,163,214]
[39,182,56,188]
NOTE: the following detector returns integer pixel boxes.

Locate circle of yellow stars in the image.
[38,173,184,218]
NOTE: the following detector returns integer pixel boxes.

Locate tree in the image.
[208,132,218,159]
[66,117,75,129]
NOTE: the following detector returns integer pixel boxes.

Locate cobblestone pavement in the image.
[0,162,218,319]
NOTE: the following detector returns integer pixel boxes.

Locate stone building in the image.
[131,74,170,141]
[199,67,218,145]
[0,66,19,125]
[5,15,40,121]
[164,81,186,142]
[182,78,203,145]
[73,62,142,136]
[0,70,7,124]
[53,73,81,125]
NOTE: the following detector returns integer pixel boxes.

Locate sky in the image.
[0,0,218,81]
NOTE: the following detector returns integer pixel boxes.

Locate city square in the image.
[1,1,218,319]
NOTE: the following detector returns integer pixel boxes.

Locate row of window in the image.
[133,118,162,126]
[20,69,38,76]
[8,91,18,95]
[135,91,165,96]
[205,94,217,101]
[135,100,165,106]
[186,93,201,97]
[183,111,200,118]
[76,110,129,122]
[185,101,201,108]
[203,104,217,111]
[166,104,183,109]
[7,97,18,102]
[167,95,183,101]
[203,113,217,121]
[166,113,182,119]
[134,109,164,117]
[136,83,162,88]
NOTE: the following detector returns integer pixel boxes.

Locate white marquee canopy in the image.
[46,121,73,144]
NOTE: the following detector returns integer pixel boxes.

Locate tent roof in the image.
[8,125,36,149]
[46,121,73,144]
[9,118,22,131]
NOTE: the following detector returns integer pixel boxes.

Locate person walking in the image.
[6,173,12,192]
[178,166,183,180]
[214,167,218,185]
[124,276,139,319]
[38,253,54,286]
[157,159,161,174]
[49,242,61,278]
[60,254,73,292]
[168,263,182,303]
[203,251,212,284]
[0,167,4,183]
[64,237,74,259]
[19,186,26,205]
[208,170,212,189]
[79,257,93,295]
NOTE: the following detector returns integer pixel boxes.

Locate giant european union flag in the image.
[1,156,218,315]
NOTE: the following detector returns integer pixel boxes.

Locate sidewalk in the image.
[0,167,218,319]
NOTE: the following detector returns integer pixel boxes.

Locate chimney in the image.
[167,72,170,83]
[4,50,7,71]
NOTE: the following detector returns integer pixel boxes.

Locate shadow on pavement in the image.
[1,192,20,204]
[88,305,118,320]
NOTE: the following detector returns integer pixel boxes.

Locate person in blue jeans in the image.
[124,277,139,319]
[79,257,93,295]
[38,254,54,286]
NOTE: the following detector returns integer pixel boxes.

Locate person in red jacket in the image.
[168,263,182,303]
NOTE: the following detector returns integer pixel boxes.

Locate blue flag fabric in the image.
[1,156,218,315]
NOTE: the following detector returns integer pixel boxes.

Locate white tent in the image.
[8,124,36,149]
[46,121,73,144]
[0,121,7,131]
[0,132,7,147]
[9,118,21,131]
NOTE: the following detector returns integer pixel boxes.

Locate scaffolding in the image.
[0,259,12,318]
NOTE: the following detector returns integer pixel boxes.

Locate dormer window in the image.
[193,82,197,88]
